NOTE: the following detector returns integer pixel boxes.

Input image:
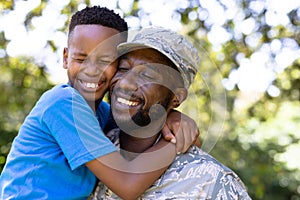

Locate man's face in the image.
[110,48,181,133]
[63,25,123,102]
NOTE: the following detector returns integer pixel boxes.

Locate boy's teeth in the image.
[117,97,139,106]
[84,82,97,88]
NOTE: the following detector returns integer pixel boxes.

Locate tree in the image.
[0,57,53,171]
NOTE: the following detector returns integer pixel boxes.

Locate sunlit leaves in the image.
[0,55,53,171]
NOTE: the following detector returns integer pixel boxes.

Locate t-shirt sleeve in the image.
[96,101,118,135]
[42,86,117,170]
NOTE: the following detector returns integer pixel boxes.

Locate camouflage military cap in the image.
[117,27,200,89]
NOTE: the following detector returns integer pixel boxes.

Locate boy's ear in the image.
[63,47,68,69]
[170,88,188,108]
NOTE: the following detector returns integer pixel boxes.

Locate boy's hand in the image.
[161,110,200,154]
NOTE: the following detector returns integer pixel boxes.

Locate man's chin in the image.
[113,114,150,132]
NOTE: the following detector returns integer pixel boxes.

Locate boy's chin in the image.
[81,92,104,103]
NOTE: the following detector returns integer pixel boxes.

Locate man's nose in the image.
[118,71,138,91]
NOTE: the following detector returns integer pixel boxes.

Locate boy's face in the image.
[63,24,123,102]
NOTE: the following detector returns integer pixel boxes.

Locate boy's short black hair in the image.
[68,6,128,39]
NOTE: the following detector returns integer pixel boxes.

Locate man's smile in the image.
[117,97,140,107]
[112,88,145,112]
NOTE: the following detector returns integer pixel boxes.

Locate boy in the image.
[0,6,198,200]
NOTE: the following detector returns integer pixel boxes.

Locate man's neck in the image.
[119,131,160,160]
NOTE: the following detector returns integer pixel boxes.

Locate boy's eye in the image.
[96,59,112,66]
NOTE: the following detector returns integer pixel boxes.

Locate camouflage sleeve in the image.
[211,171,252,200]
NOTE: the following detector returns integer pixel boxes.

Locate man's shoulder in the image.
[147,146,251,199]
[167,145,244,184]
[171,146,220,166]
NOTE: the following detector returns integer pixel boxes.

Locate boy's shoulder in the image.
[36,84,85,110]
[47,83,76,96]
[42,84,80,102]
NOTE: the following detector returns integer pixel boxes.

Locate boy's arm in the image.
[162,109,200,153]
[86,139,175,200]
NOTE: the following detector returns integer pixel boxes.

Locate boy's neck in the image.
[86,99,102,113]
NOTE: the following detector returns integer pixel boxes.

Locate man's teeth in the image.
[84,82,98,89]
[117,97,139,106]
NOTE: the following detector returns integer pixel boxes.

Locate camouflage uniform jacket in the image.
[91,129,252,200]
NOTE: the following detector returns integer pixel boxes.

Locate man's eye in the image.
[141,69,157,79]
[73,58,85,63]
[142,72,155,79]
[118,67,128,72]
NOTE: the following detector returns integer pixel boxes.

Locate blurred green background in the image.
[0,0,299,199]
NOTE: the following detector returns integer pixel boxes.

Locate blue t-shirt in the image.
[0,84,117,199]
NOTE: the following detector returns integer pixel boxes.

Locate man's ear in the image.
[63,47,68,69]
[170,88,188,108]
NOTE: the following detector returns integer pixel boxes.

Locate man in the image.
[92,27,251,199]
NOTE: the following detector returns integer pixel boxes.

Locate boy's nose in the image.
[82,62,102,76]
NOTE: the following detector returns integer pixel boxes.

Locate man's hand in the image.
[162,110,200,154]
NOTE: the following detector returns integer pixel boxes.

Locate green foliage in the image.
[209,100,300,199]
[0,0,13,11]
[173,1,300,198]
[0,55,53,171]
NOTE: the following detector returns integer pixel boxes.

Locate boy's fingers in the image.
[161,126,176,143]
[182,132,191,153]
[180,126,199,153]
[194,128,201,147]
[194,137,201,147]
[175,129,184,154]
